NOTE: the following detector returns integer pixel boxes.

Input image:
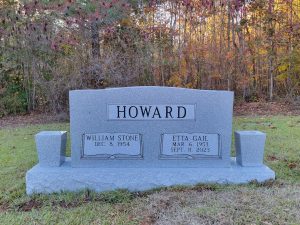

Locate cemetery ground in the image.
[0,115,299,224]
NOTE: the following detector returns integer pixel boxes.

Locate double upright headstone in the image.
[70,87,233,168]
[26,86,275,194]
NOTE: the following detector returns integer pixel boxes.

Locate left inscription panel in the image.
[82,133,143,160]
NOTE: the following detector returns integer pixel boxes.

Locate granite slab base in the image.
[26,157,275,195]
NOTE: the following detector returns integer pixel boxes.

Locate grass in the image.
[0,116,300,224]
[233,116,300,183]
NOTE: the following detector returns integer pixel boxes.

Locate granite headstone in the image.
[26,86,275,194]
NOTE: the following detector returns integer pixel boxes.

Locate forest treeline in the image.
[1,0,300,115]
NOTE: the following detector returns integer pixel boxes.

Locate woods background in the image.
[1,0,300,116]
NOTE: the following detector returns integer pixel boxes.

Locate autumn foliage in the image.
[1,0,300,115]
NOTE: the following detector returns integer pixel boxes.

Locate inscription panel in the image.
[83,133,142,159]
[160,133,220,159]
[108,104,195,120]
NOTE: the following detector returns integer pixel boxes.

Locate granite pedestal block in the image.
[35,131,67,167]
[235,131,266,167]
[26,157,275,194]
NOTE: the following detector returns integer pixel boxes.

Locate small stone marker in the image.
[26,86,275,194]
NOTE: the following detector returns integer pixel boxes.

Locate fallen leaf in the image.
[288,162,297,169]
[267,155,278,161]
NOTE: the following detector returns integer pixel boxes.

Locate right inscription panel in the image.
[160,133,220,159]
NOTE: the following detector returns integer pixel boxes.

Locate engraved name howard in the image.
[108,104,195,120]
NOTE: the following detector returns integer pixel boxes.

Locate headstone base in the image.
[26,158,275,195]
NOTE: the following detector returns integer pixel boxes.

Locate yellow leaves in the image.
[278,64,288,72]
[258,48,267,55]
[120,18,131,27]
[179,58,188,76]
[167,73,182,87]
[276,73,288,82]
[276,63,289,83]
[167,73,195,88]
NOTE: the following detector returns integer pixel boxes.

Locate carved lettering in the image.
[109,105,195,120]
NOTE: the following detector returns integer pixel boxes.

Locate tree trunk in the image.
[268,0,275,101]
[91,21,100,60]
[227,0,231,91]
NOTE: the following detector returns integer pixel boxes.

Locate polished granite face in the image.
[69,86,234,168]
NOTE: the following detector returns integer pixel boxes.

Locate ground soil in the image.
[234,101,300,116]
[0,111,69,128]
[0,102,299,128]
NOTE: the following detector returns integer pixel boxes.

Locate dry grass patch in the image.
[132,184,300,225]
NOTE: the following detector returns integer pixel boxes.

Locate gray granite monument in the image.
[26,86,275,194]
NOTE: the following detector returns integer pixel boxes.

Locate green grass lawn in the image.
[0,116,300,225]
